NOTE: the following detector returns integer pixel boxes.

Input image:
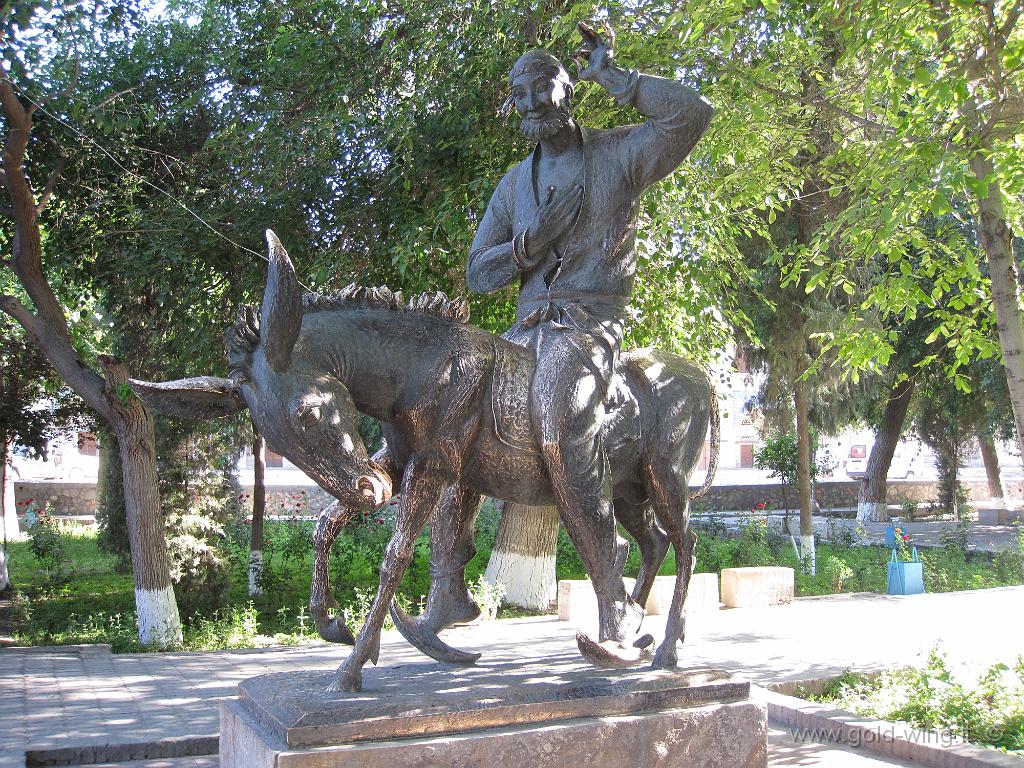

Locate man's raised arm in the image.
[577,21,713,190]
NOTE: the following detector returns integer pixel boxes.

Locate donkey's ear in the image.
[130,376,248,420]
[261,230,303,373]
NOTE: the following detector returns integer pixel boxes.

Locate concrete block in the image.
[720,567,794,608]
[557,578,635,624]
[559,574,720,622]
[646,573,720,614]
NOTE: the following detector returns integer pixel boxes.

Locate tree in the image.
[754,432,799,532]
[779,1,1024,470]
[0,8,182,644]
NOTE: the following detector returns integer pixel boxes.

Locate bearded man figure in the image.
[461,22,713,650]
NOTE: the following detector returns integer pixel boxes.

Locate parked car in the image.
[846,441,925,480]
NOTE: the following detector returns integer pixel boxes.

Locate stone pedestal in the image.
[220,657,766,768]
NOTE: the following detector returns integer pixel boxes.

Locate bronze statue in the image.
[133,22,716,692]
[136,230,718,690]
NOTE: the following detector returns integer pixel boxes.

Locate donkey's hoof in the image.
[651,647,678,670]
[333,668,363,692]
[418,597,481,633]
[391,604,482,665]
[577,632,652,669]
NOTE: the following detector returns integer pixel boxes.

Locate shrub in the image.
[25,503,67,579]
[166,510,230,624]
[470,575,506,619]
[816,648,1024,752]
[939,518,972,556]
[994,530,1024,584]
[823,555,853,592]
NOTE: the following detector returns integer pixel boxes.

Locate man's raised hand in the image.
[576,20,615,82]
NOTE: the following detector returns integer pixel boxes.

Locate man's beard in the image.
[520,103,572,141]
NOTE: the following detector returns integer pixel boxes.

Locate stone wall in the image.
[16,477,1023,521]
[14,481,97,518]
[691,479,1024,513]
[235,485,335,517]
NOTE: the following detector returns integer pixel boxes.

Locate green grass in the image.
[4,512,1022,652]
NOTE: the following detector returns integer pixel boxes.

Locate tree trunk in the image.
[977,431,1004,508]
[102,360,182,646]
[795,379,815,574]
[484,502,560,610]
[858,379,915,523]
[248,429,266,596]
[970,152,1024,470]
[0,438,13,592]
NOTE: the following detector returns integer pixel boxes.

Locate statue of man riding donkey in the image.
[134,21,718,692]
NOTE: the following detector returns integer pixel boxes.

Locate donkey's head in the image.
[133,231,392,510]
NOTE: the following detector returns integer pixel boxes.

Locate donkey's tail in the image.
[690,374,719,502]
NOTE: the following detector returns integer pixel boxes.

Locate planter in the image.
[887,548,924,595]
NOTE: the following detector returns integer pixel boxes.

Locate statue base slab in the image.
[220,657,766,768]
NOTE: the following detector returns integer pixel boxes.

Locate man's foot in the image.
[577,631,653,668]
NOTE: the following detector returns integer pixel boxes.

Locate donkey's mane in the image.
[226,284,471,379]
[302,284,470,322]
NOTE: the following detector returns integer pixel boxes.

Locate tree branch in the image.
[35,154,66,215]
[997,3,1021,47]
[0,294,107,416]
[0,77,71,343]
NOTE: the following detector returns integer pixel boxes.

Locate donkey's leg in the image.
[334,457,446,692]
[615,497,670,608]
[418,488,483,632]
[310,501,358,644]
[644,462,696,670]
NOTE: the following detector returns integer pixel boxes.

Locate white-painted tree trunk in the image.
[857,501,888,523]
[248,550,263,597]
[134,585,183,646]
[248,429,266,597]
[484,503,560,611]
[800,534,816,576]
[485,550,556,610]
[0,546,8,593]
[1,443,16,592]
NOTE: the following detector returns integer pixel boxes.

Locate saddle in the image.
[489,339,641,453]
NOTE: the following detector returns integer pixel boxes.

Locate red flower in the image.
[264,538,272,547]
[902,535,910,541]
[25,498,33,505]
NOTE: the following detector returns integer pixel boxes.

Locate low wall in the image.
[16,478,1023,519]
[13,481,335,519]
[14,481,97,518]
[691,479,1024,513]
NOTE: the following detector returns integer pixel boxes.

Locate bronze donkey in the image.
[135,232,718,692]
